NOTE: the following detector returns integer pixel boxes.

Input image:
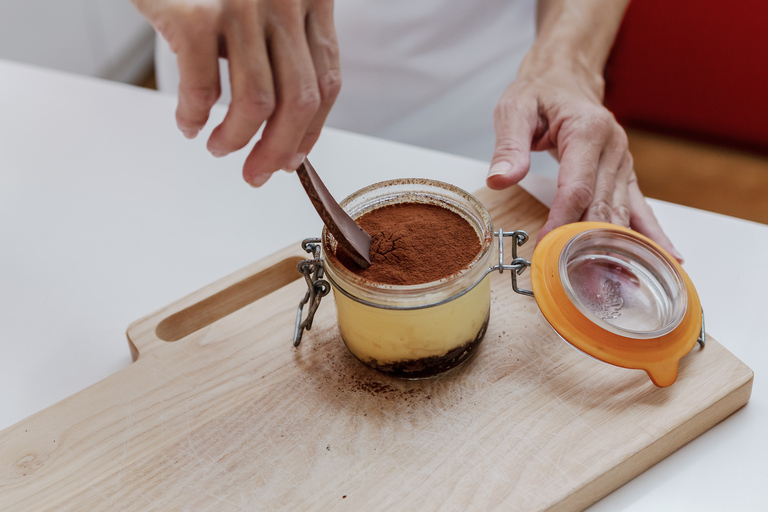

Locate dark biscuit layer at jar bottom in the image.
[345,311,490,379]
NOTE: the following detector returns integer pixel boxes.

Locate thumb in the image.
[486,97,539,190]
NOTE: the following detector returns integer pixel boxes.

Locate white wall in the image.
[0,0,154,83]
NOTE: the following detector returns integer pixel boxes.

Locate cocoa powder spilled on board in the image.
[337,202,481,285]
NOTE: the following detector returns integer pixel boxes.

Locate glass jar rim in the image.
[558,228,688,339]
[321,178,494,307]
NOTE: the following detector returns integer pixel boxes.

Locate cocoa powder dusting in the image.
[337,203,481,285]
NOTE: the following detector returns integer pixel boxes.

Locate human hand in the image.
[485,56,682,262]
[131,0,341,186]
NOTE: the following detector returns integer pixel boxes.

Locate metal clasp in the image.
[293,238,330,347]
[490,229,534,297]
[697,308,706,348]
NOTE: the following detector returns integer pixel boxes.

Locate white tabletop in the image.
[1,59,766,510]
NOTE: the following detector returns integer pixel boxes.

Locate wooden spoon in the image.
[296,158,372,268]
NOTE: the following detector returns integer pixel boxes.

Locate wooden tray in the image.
[0,187,753,511]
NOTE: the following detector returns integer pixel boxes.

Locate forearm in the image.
[523,0,631,100]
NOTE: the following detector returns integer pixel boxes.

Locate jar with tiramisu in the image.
[293,178,705,387]
[313,179,494,378]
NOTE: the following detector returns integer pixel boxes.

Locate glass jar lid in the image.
[531,222,702,387]
[559,229,688,339]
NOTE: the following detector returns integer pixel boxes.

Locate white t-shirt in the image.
[155,0,558,176]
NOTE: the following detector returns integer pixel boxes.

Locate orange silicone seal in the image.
[530,222,702,387]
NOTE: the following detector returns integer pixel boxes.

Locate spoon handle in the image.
[296,159,372,268]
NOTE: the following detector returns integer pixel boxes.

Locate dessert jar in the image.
[294,179,705,387]
[303,178,495,379]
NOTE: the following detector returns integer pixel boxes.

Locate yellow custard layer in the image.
[334,276,491,364]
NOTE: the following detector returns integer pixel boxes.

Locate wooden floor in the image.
[628,128,768,225]
[136,67,156,90]
[135,70,768,225]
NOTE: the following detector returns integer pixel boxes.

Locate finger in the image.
[486,90,540,190]
[242,7,322,185]
[582,130,626,224]
[627,178,684,263]
[207,14,275,158]
[295,0,342,155]
[609,156,632,227]
[536,131,602,243]
[174,25,222,139]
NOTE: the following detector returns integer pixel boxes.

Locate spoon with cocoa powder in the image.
[296,158,372,268]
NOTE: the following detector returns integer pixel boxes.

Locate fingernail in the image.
[487,161,513,179]
[210,148,229,158]
[669,247,684,264]
[181,128,199,139]
[282,153,306,172]
[249,172,271,188]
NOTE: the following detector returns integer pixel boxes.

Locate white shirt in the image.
[155,0,558,176]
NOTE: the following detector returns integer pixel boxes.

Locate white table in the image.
[1,59,766,510]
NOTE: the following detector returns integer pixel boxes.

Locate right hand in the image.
[131,0,341,186]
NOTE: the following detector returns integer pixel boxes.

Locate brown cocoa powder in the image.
[336,202,481,285]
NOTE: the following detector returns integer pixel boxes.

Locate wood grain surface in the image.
[0,186,753,512]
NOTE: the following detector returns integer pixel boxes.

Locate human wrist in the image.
[524,0,629,102]
[517,42,606,103]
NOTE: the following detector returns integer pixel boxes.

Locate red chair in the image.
[604,0,768,154]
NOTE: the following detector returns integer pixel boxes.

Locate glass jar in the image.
[320,178,494,379]
[293,181,704,387]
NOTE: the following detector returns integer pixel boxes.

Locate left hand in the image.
[485,58,682,262]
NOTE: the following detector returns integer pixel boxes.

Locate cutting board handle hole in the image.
[155,257,305,342]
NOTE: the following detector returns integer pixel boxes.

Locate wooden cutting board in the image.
[0,186,753,512]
